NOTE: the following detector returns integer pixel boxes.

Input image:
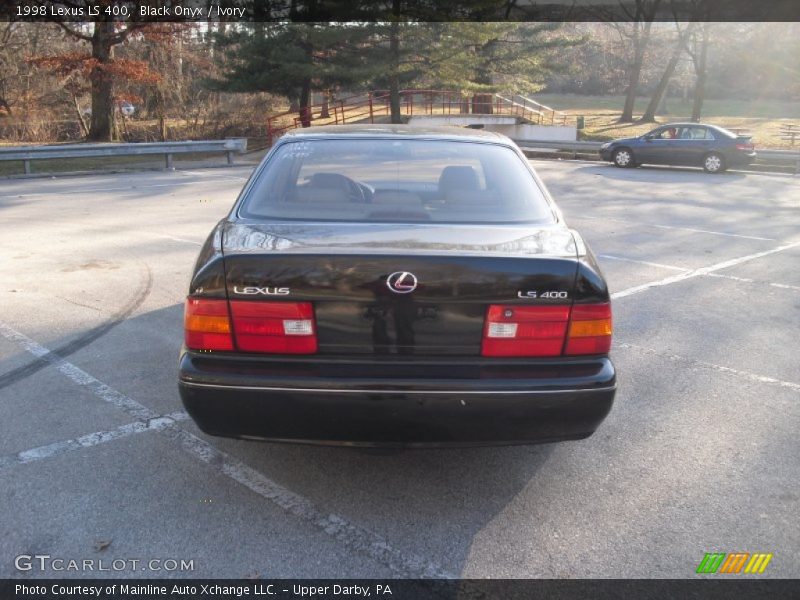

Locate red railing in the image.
[265,90,569,146]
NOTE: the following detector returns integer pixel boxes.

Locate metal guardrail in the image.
[514,139,800,173]
[515,140,603,151]
[0,139,248,174]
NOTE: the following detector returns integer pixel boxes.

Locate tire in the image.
[612,147,635,168]
[703,152,726,173]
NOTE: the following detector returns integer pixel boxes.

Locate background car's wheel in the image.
[612,148,634,168]
[703,152,726,173]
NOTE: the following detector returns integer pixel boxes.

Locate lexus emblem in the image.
[386,271,418,294]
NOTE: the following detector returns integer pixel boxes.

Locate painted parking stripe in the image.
[705,272,800,292]
[0,172,250,200]
[616,342,800,393]
[575,215,775,241]
[0,321,453,579]
[597,255,800,292]
[599,254,689,272]
[611,240,800,299]
[154,234,203,246]
[0,411,189,471]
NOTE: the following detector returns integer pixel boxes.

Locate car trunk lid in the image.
[221,222,579,356]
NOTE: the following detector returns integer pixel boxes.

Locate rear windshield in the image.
[239,138,554,224]
[711,126,739,139]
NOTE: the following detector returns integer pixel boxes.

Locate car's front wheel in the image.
[612,147,635,168]
[703,152,726,173]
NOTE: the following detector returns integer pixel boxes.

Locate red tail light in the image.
[230,300,317,354]
[482,303,612,357]
[184,298,234,351]
[736,143,754,151]
[482,305,570,357]
[565,303,612,355]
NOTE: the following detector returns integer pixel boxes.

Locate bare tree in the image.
[56,18,149,141]
[605,0,662,122]
[640,21,695,122]
[684,21,710,122]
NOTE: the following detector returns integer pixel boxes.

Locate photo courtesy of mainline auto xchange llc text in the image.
[0,1,798,600]
[13,584,392,597]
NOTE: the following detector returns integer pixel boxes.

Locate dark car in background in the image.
[179,125,615,447]
[599,123,756,173]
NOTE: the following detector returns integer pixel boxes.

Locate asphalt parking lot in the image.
[1,160,798,579]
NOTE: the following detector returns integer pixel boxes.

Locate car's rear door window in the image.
[679,127,714,140]
[240,138,555,224]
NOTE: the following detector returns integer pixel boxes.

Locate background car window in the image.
[240,139,555,224]
[681,127,713,140]
[652,128,678,140]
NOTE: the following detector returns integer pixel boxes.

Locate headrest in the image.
[438,166,480,196]
[309,172,351,191]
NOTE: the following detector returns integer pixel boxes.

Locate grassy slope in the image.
[536,94,800,148]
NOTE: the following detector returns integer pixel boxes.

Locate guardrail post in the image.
[23,159,31,175]
[226,151,234,165]
[165,153,173,170]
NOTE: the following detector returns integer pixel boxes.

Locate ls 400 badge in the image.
[518,291,569,299]
[233,286,290,296]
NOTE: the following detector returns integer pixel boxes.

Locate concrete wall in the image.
[408,115,518,126]
[488,124,577,142]
[407,115,577,141]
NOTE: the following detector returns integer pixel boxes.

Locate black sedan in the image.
[599,123,756,173]
[179,125,615,446]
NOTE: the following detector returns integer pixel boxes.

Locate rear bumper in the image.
[728,151,756,166]
[178,351,616,447]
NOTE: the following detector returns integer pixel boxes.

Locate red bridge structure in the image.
[265,89,569,146]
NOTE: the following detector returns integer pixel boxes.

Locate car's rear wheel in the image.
[612,147,635,168]
[703,152,726,173]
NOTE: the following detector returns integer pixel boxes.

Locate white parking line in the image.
[0,323,159,421]
[611,240,800,299]
[0,321,452,579]
[154,234,203,246]
[0,411,189,471]
[0,173,249,200]
[599,254,689,272]
[179,170,251,181]
[616,342,800,393]
[576,215,775,241]
[705,272,800,292]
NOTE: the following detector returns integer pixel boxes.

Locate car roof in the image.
[655,123,713,128]
[280,124,511,144]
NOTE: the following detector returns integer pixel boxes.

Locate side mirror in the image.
[643,134,654,142]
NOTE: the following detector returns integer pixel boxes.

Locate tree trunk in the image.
[619,1,661,123]
[691,23,709,122]
[619,24,651,123]
[640,25,693,123]
[389,19,402,124]
[471,93,493,114]
[88,22,116,141]
[0,91,11,116]
[320,90,330,119]
[299,78,311,127]
[71,92,89,136]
